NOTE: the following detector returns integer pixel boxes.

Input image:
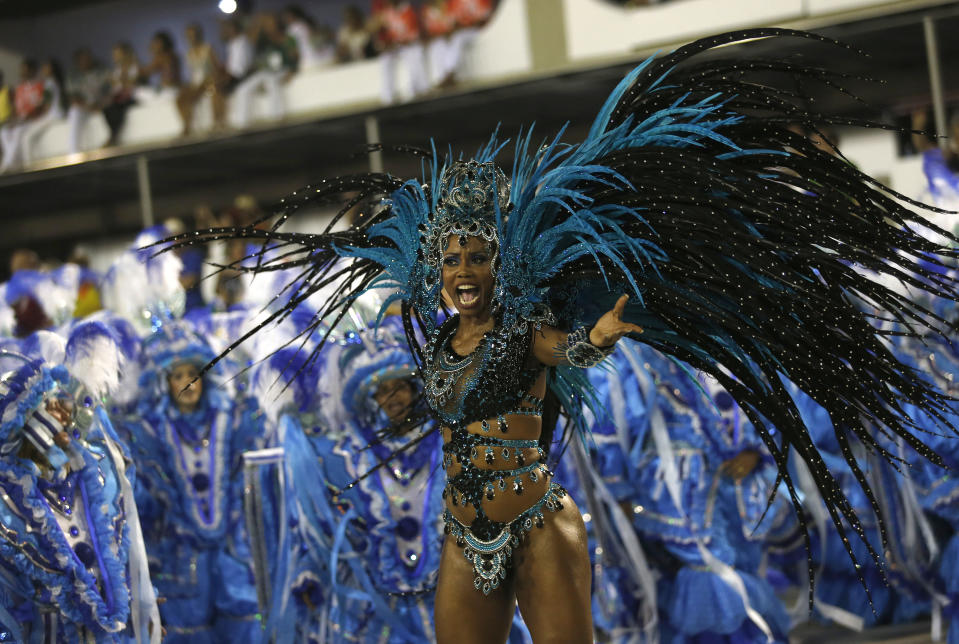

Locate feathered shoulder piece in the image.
[154,28,959,607]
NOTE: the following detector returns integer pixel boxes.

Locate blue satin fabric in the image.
[288,417,446,644]
[593,342,793,643]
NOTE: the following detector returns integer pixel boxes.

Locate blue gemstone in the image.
[714,391,735,411]
[73,429,80,439]
[395,517,419,540]
[69,526,79,537]
[74,542,96,568]
[192,473,210,492]
[401,501,411,511]
[83,396,93,407]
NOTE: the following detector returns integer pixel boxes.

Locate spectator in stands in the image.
[336,5,374,62]
[445,0,495,85]
[0,59,65,173]
[422,0,457,87]
[217,17,253,128]
[282,5,334,69]
[373,0,428,104]
[138,30,181,97]
[103,41,140,146]
[176,23,225,137]
[233,13,297,128]
[66,48,110,155]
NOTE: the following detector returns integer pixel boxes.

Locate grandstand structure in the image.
[0,0,957,272]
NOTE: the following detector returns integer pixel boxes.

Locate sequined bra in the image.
[424,316,542,427]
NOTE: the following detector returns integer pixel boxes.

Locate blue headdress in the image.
[101,226,185,335]
[154,28,959,607]
[137,320,229,416]
[336,317,420,429]
[0,353,71,475]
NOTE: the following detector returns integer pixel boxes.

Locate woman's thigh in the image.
[434,537,516,644]
[513,496,593,644]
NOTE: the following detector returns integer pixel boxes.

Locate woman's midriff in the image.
[442,411,550,525]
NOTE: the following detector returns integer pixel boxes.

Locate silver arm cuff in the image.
[565,327,615,368]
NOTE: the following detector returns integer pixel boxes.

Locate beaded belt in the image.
[443,482,567,595]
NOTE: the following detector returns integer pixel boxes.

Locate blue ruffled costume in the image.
[120,322,266,643]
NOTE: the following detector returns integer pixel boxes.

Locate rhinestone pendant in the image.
[513,479,524,495]
[470,447,478,460]
[498,416,508,433]
[529,470,538,482]
[481,420,490,432]
[517,451,525,466]
[485,448,494,465]
[498,478,506,490]
[486,485,495,501]
[502,447,510,460]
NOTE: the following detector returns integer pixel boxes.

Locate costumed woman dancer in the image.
[297,317,448,642]
[155,29,959,643]
[120,320,266,643]
[0,322,160,643]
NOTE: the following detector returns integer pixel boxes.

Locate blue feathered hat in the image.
[141,320,218,372]
[337,316,418,423]
[0,354,71,474]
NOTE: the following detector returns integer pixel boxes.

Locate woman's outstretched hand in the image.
[589,294,644,347]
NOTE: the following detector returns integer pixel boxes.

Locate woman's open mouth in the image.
[456,284,481,308]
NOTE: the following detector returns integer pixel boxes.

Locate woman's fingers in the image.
[612,293,629,318]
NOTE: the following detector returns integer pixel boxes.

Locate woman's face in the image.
[441,235,495,317]
[373,377,415,424]
[168,362,203,413]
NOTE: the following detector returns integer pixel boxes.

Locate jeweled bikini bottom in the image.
[442,482,567,595]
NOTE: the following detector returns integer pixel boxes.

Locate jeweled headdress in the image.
[417,159,509,320]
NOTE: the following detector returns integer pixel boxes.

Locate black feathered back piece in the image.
[153,29,959,611]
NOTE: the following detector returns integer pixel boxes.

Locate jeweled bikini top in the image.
[423,315,542,427]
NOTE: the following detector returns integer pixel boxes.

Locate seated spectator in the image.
[176,23,224,136]
[373,0,428,104]
[65,48,110,154]
[421,0,457,87]
[0,59,65,173]
[336,5,373,62]
[445,0,495,84]
[233,13,297,128]
[103,41,140,146]
[138,30,181,98]
[282,5,334,69]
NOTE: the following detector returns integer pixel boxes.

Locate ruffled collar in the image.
[0,448,131,634]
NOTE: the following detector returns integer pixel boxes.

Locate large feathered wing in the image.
[506,27,959,607]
